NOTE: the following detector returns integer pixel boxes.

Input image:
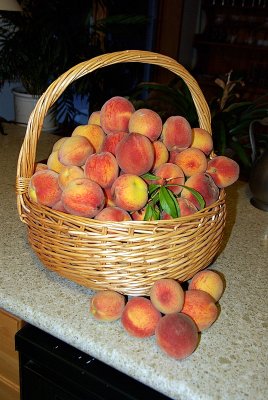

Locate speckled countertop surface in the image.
[0,123,268,400]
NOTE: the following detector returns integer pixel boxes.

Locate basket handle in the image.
[16,50,211,217]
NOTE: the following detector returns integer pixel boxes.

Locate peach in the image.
[177,197,198,216]
[88,110,101,126]
[100,96,135,135]
[58,136,94,167]
[131,207,147,221]
[161,197,198,219]
[47,150,65,173]
[58,165,84,190]
[173,147,208,177]
[84,152,119,189]
[181,172,219,209]
[61,178,105,218]
[52,136,68,152]
[128,108,162,141]
[161,116,192,151]
[154,163,185,195]
[191,128,213,156]
[90,290,126,322]
[155,313,198,360]
[181,289,219,332]
[152,140,169,170]
[206,155,240,188]
[52,200,68,212]
[168,149,181,164]
[94,206,132,221]
[111,174,148,212]
[103,187,116,207]
[72,124,106,153]
[101,131,127,155]
[34,162,48,172]
[150,278,184,314]
[189,270,224,302]
[28,170,62,207]
[115,132,154,175]
[121,297,161,338]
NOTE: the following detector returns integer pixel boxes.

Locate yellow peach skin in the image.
[72,124,106,153]
[111,174,148,212]
[189,270,224,302]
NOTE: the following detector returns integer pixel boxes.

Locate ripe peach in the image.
[52,200,67,212]
[116,132,154,175]
[150,279,184,314]
[168,149,181,164]
[155,313,198,360]
[131,207,147,221]
[58,136,94,167]
[88,110,101,126]
[173,147,208,177]
[154,162,185,195]
[177,197,198,216]
[121,297,161,338]
[206,155,240,188]
[191,128,213,156]
[34,162,48,172]
[181,289,219,332]
[161,197,198,219]
[52,137,67,152]
[28,170,62,207]
[103,187,116,207]
[90,290,126,322]
[152,140,169,170]
[101,131,127,155]
[84,152,119,189]
[189,270,224,302]
[58,165,84,190]
[111,174,148,212]
[161,115,192,151]
[128,108,162,141]
[100,96,135,135]
[72,124,106,153]
[181,172,219,209]
[47,150,65,173]
[61,178,105,218]
[94,206,132,221]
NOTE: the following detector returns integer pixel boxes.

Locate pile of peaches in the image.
[90,269,224,360]
[28,95,239,220]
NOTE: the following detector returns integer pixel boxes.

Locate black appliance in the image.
[15,324,171,400]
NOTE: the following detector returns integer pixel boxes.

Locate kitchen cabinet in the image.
[0,309,25,400]
[194,0,268,100]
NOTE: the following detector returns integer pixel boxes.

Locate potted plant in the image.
[0,0,105,130]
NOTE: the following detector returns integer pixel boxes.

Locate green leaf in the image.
[141,173,160,181]
[144,204,160,221]
[148,184,161,197]
[159,187,179,218]
[179,185,205,209]
[223,101,252,113]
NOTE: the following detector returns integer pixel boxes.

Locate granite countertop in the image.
[0,123,268,400]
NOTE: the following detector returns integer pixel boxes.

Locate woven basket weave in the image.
[16,50,226,296]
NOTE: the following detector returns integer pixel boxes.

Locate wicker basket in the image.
[16,50,226,296]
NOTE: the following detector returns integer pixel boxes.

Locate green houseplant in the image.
[0,0,104,128]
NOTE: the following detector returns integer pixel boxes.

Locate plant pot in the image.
[13,87,57,132]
